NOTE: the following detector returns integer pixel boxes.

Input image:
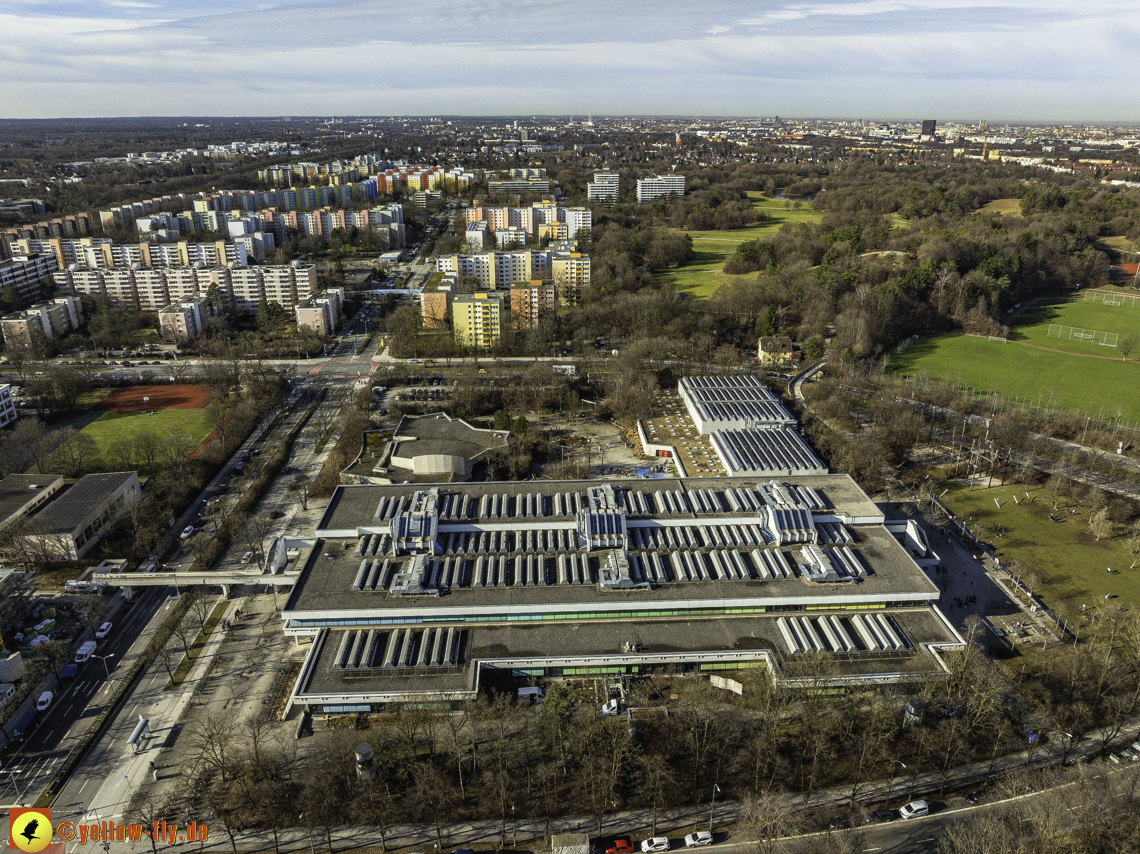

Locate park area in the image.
[53,384,213,460]
[654,191,823,299]
[938,480,1140,619]
[891,289,1140,421]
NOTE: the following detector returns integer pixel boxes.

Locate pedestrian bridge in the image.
[92,571,298,598]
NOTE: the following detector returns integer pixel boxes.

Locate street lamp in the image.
[886,760,906,803]
[709,783,720,832]
[8,768,26,805]
[93,653,115,679]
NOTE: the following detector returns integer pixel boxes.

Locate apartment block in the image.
[0,385,16,429]
[510,280,556,329]
[295,288,345,336]
[551,252,591,305]
[588,171,621,203]
[0,296,83,347]
[0,254,56,303]
[436,250,556,291]
[54,263,316,315]
[453,292,508,349]
[488,168,550,194]
[636,174,686,204]
[538,222,568,241]
[495,228,528,250]
[465,222,489,252]
[158,298,211,341]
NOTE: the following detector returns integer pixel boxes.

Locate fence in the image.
[1085,290,1140,307]
[1046,324,1119,347]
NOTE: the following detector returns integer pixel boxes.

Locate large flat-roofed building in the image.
[356,413,510,483]
[710,428,826,476]
[0,474,65,530]
[281,475,961,713]
[678,375,795,433]
[27,472,141,560]
[588,171,621,204]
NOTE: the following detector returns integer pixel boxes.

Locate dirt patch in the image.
[97,384,209,413]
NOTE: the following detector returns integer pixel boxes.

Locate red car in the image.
[607,838,634,854]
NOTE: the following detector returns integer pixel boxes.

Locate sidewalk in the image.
[59,596,240,826]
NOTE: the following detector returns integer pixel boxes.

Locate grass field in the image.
[77,408,213,457]
[655,192,823,299]
[1011,296,1140,357]
[977,198,1023,216]
[938,481,1139,617]
[890,334,1140,420]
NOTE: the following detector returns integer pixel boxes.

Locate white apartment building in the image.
[0,385,16,429]
[636,173,686,204]
[435,250,554,290]
[494,228,528,250]
[295,288,345,336]
[588,171,621,203]
[563,207,592,239]
[53,262,316,315]
[0,254,56,303]
[465,222,489,252]
[158,299,210,341]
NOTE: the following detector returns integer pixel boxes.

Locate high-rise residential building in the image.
[636,174,686,204]
[0,297,82,347]
[510,281,556,329]
[435,250,557,290]
[588,171,621,203]
[550,252,591,305]
[452,292,508,349]
[158,298,211,342]
[465,221,489,252]
[295,288,345,336]
[0,254,56,303]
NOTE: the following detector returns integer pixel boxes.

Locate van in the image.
[36,691,53,711]
[75,640,97,663]
[11,710,36,743]
[95,622,112,639]
[517,687,545,704]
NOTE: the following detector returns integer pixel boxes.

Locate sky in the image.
[1,0,1139,121]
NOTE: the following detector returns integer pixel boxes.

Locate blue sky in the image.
[1,0,1138,120]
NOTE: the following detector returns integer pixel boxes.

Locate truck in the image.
[11,709,36,743]
[75,640,97,663]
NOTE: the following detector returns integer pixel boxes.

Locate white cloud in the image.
[0,0,1138,118]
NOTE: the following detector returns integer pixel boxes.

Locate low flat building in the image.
[679,375,794,433]
[281,475,961,713]
[356,413,510,483]
[27,472,142,561]
[0,474,65,530]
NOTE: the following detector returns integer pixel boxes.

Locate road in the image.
[0,587,169,808]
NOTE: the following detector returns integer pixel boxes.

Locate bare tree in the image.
[185,712,241,783]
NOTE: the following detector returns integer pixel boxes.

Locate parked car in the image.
[899,800,929,820]
[269,510,284,519]
[865,807,894,823]
[241,552,254,564]
[684,832,713,848]
[1109,752,1123,764]
[95,621,112,639]
[641,839,670,853]
[180,525,195,540]
[36,691,53,711]
[964,791,984,805]
[607,837,635,854]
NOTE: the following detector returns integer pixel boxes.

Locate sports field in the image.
[977,198,1023,217]
[939,482,1140,617]
[655,192,823,299]
[48,385,214,460]
[890,334,1140,420]
[1011,294,1140,357]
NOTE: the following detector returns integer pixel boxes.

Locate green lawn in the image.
[656,193,824,299]
[977,198,1023,217]
[1011,296,1140,357]
[79,408,212,457]
[939,482,1139,618]
[890,333,1140,420]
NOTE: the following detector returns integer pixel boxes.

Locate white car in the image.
[899,800,929,820]
[36,691,53,711]
[641,839,670,853]
[684,832,713,848]
[180,525,195,540]
[95,622,112,639]
[241,551,254,564]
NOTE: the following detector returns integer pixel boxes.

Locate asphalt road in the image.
[0,587,166,807]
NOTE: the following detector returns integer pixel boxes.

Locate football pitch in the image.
[1011,293,1140,357]
[892,291,1140,420]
